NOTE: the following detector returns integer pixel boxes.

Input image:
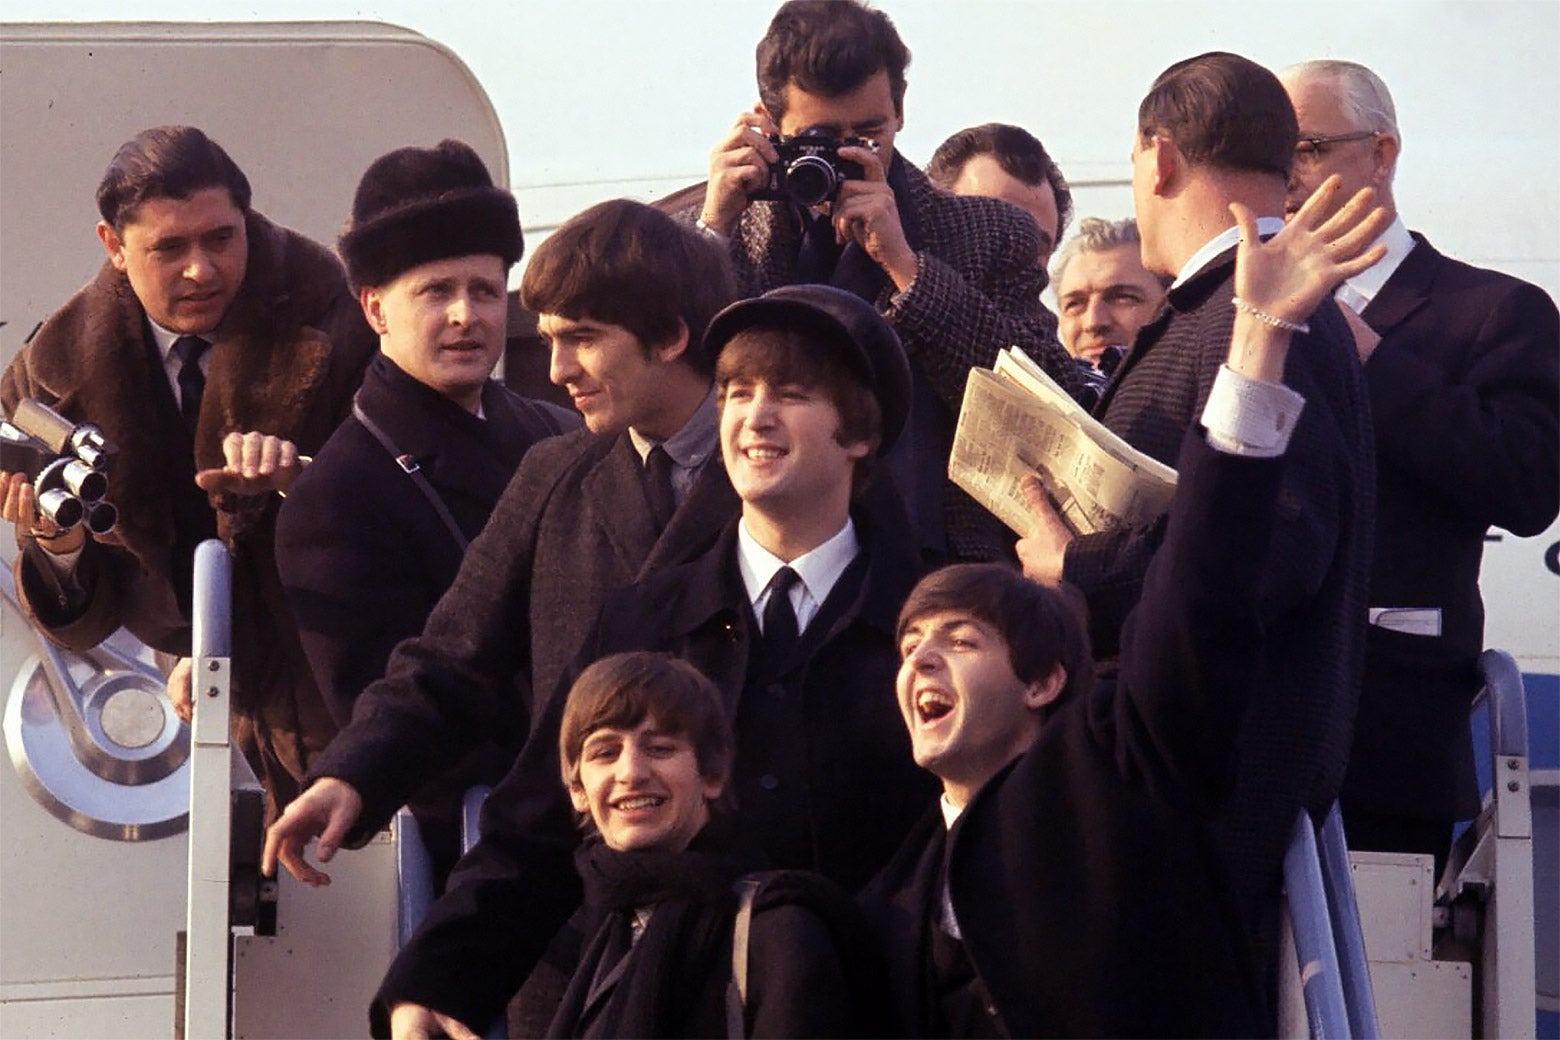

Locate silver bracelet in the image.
[1231,296,1309,335]
[695,216,729,244]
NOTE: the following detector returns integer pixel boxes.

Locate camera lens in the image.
[86,501,118,536]
[786,155,838,208]
[61,459,108,503]
[37,487,83,531]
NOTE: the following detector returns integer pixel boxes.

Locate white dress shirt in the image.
[736,517,860,636]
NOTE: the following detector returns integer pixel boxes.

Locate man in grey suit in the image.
[263,199,738,884]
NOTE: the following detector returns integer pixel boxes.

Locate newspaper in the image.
[949,347,1178,537]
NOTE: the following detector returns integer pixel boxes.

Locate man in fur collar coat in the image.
[0,125,376,814]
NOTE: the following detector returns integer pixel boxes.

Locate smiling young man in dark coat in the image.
[275,140,577,881]
[264,200,739,885]
[377,284,935,1040]
[866,194,1388,1037]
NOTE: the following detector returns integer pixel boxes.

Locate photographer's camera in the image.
[752,129,871,207]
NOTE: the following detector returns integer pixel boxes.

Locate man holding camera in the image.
[0,125,376,815]
[687,0,1083,564]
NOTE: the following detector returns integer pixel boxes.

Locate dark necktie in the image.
[795,207,842,284]
[762,566,802,664]
[172,335,210,437]
[641,444,677,532]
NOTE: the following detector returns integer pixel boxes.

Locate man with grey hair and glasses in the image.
[1281,59,1558,866]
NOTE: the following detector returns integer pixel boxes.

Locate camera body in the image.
[0,399,118,535]
[751,130,872,207]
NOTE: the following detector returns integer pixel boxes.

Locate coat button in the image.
[758,774,780,791]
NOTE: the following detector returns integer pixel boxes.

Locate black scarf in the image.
[547,831,742,1039]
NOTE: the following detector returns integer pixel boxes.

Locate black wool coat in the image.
[371,482,934,1035]
[1064,247,1375,937]
[863,434,1282,1038]
[552,836,875,1039]
[1343,235,1559,823]
[276,353,576,871]
[308,421,739,842]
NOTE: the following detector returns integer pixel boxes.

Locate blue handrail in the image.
[1318,804,1380,1039]
[1285,809,1351,1039]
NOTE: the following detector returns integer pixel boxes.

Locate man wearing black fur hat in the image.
[0,125,376,815]
[275,140,577,881]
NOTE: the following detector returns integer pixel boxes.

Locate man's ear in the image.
[702,770,728,804]
[756,100,780,136]
[651,318,691,365]
[1022,664,1068,710]
[567,779,590,815]
[359,286,387,336]
[1150,135,1179,196]
[1370,133,1400,188]
[97,221,127,272]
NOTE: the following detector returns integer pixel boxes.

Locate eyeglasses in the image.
[1294,130,1379,168]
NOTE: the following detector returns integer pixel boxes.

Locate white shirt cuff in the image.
[1201,364,1306,458]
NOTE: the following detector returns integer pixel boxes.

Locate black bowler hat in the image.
[703,285,912,455]
[339,139,522,289]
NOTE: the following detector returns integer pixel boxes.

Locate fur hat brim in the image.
[339,187,521,289]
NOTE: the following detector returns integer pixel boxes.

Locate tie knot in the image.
[173,336,209,366]
[769,566,801,598]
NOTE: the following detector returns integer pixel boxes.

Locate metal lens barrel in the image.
[785,154,839,207]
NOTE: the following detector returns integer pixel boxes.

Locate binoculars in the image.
[0,398,118,535]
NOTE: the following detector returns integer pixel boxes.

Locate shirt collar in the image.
[628,386,719,469]
[736,515,859,612]
[1336,216,1415,313]
[1172,216,1287,289]
[147,319,183,360]
[940,792,964,830]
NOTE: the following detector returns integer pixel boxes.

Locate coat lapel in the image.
[362,360,524,516]
[584,434,660,575]
[638,456,739,580]
[1362,234,1437,335]
[661,526,752,712]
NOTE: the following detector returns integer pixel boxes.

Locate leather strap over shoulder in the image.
[725,874,763,1039]
[351,395,469,551]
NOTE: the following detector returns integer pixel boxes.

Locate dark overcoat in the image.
[1064,248,1375,935]
[1343,235,1559,824]
[2,210,376,807]
[308,424,739,840]
[863,434,1281,1038]
[275,353,576,871]
[370,486,934,1034]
